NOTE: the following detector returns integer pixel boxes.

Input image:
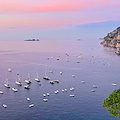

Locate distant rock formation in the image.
[101,27,120,55]
[24,39,40,41]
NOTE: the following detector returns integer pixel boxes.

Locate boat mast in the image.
[17,73,20,82]
[45,65,47,76]
[28,73,30,80]
[36,72,39,78]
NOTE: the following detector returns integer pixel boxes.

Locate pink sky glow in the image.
[0,0,120,29]
[0,0,120,40]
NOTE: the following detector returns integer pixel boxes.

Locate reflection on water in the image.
[0,40,120,120]
[103,89,120,118]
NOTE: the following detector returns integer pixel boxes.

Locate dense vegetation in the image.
[103,89,120,118]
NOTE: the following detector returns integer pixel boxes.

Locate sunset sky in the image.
[0,0,120,40]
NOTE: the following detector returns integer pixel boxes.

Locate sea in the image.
[0,40,120,120]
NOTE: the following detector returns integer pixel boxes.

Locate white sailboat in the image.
[4,78,10,88]
[25,73,32,84]
[43,65,50,80]
[35,72,40,82]
[16,73,22,86]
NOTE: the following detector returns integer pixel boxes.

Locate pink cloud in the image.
[0,0,115,14]
[0,0,84,14]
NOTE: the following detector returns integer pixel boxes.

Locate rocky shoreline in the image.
[101,27,120,55]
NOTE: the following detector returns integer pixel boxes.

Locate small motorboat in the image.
[47,93,50,96]
[8,68,12,72]
[69,94,75,97]
[93,85,97,88]
[0,91,3,94]
[81,81,85,84]
[49,70,53,73]
[3,104,7,108]
[60,72,62,75]
[50,81,54,84]
[70,87,75,91]
[43,94,46,97]
[38,83,41,86]
[29,104,34,108]
[12,88,18,92]
[72,75,75,78]
[64,89,67,92]
[24,85,30,89]
[62,89,64,92]
[43,99,48,102]
[54,80,59,83]
[27,98,30,101]
[91,89,95,92]
[112,83,117,86]
[55,90,59,94]
[43,76,50,80]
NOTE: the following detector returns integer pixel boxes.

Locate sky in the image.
[0,0,120,40]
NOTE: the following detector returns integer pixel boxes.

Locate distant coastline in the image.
[24,39,40,41]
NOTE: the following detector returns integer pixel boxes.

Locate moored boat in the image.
[16,73,22,86]
[12,88,18,92]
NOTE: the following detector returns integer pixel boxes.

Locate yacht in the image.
[12,88,18,92]
[25,73,32,84]
[35,72,40,82]
[4,78,10,88]
[16,73,22,86]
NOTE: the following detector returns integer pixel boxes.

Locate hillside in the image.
[101,27,120,55]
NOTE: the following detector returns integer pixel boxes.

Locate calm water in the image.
[0,40,120,120]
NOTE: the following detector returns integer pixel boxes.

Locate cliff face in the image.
[101,27,120,55]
